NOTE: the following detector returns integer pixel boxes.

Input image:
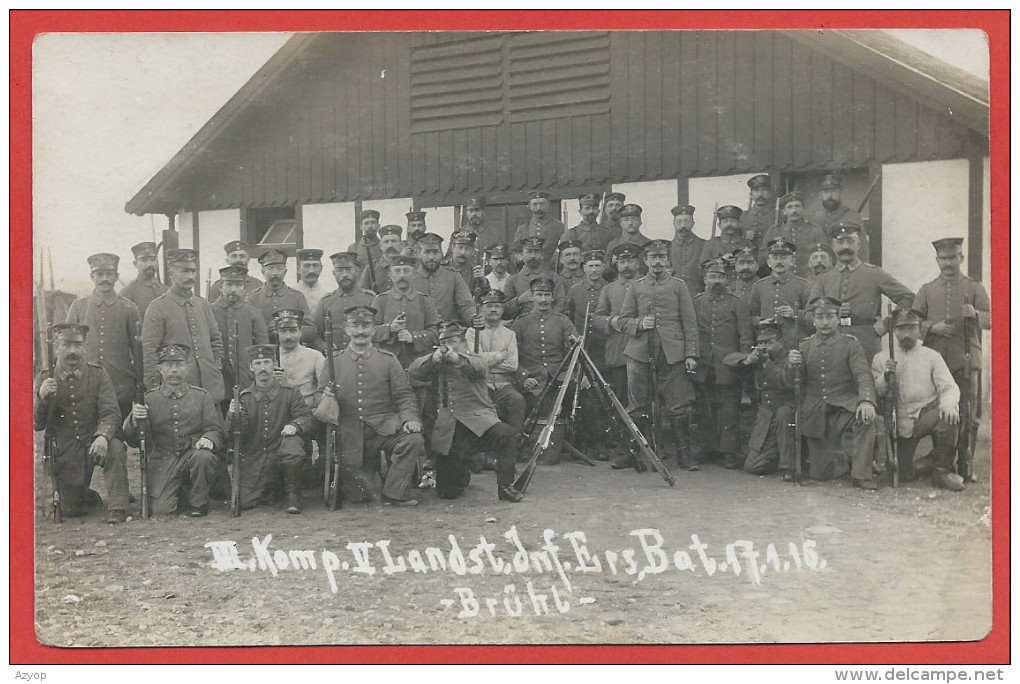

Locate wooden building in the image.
[126,30,989,292]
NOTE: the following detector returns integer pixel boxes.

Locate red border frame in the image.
[11,10,1010,665]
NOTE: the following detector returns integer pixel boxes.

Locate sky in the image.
[31,29,990,296]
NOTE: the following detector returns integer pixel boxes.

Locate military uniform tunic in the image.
[141,290,225,402]
[501,267,565,319]
[358,258,394,293]
[759,220,829,278]
[65,292,140,412]
[566,279,607,366]
[701,234,756,265]
[119,277,168,323]
[808,260,915,360]
[511,309,578,391]
[414,266,476,325]
[723,350,796,474]
[370,289,441,369]
[739,204,776,249]
[211,298,270,392]
[669,232,706,294]
[592,274,637,403]
[563,221,613,252]
[510,217,565,270]
[748,274,813,348]
[812,204,870,262]
[34,362,129,512]
[558,268,587,295]
[605,231,652,258]
[207,274,263,304]
[245,283,315,340]
[313,288,377,351]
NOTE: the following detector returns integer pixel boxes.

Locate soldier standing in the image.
[748,238,812,350]
[414,232,477,326]
[605,204,652,257]
[501,237,565,319]
[352,208,381,269]
[447,231,485,298]
[34,323,130,523]
[557,240,587,293]
[246,249,315,345]
[759,192,829,279]
[463,195,503,256]
[226,344,313,513]
[510,190,565,271]
[207,240,264,302]
[275,310,326,412]
[371,254,441,370]
[668,204,706,295]
[599,191,626,245]
[210,265,270,412]
[484,244,512,294]
[806,242,836,284]
[510,277,579,412]
[66,253,140,419]
[738,174,776,252]
[811,173,870,262]
[728,245,759,301]
[563,193,613,252]
[809,222,914,361]
[702,205,755,265]
[357,224,404,292]
[617,240,700,470]
[294,248,329,316]
[408,324,526,503]
[565,250,608,369]
[592,243,642,408]
[313,251,376,351]
[119,241,167,322]
[691,259,754,469]
[912,237,991,482]
[125,343,224,516]
[141,249,224,402]
[787,297,878,489]
[405,210,428,255]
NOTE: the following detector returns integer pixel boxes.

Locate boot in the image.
[283,462,303,514]
[674,418,699,471]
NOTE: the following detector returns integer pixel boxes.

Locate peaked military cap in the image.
[671,204,696,217]
[766,237,797,255]
[438,322,468,341]
[618,203,643,217]
[87,253,119,272]
[51,323,89,342]
[828,221,863,239]
[296,249,323,262]
[416,232,444,245]
[344,305,377,323]
[778,191,805,209]
[218,265,248,281]
[257,249,287,266]
[716,205,743,219]
[465,195,487,209]
[329,251,359,267]
[273,309,304,327]
[702,258,730,276]
[484,243,508,258]
[450,231,476,246]
[732,246,758,260]
[521,236,545,249]
[358,209,381,223]
[130,242,158,259]
[891,307,925,326]
[611,243,642,259]
[378,225,403,238]
[605,192,626,203]
[578,192,601,206]
[643,239,670,254]
[156,343,191,362]
[558,240,584,252]
[224,240,250,255]
[529,277,556,292]
[406,211,426,222]
[528,190,551,200]
[166,248,199,266]
[819,173,843,190]
[932,237,965,251]
[747,174,771,190]
[809,296,842,313]
[391,253,419,268]
[754,318,783,341]
[582,249,605,264]
[479,290,506,305]
[246,344,278,361]
[808,242,836,259]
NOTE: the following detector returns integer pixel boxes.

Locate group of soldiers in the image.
[34,172,991,524]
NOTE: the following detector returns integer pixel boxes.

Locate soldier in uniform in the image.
[125,343,224,516]
[510,276,579,416]
[510,190,565,271]
[405,210,428,254]
[605,204,652,257]
[466,290,525,431]
[702,205,755,265]
[811,173,870,262]
[593,243,642,408]
[275,309,326,413]
[787,297,879,488]
[809,222,915,361]
[210,264,270,412]
[725,319,797,478]
[668,204,706,295]
[325,305,424,506]
[371,253,441,370]
[294,248,329,316]
[617,239,700,470]
[738,173,776,252]
[563,192,613,252]
[414,232,477,326]
[871,308,963,490]
[502,236,565,319]
[246,249,315,345]
[352,208,382,270]
[447,231,485,295]
[557,239,587,292]
[463,195,503,257]
[357,224,403,293]
[120,241,168,322]
[600,191,626,245]
[207,240,264,302]
[225,343,313,513]
[408,324,526,503]
[484,244,512,294]
[141,249,224,403]
[313,251,376,351]
[35,323,130,523]
[66,253,140,419]
[565,250,607,367]
[748,238,812,350]
[759,192,829,279]
[728,245,759,301]
[691,259,754,469]
[807,242,836,283]
[912,237,991,482]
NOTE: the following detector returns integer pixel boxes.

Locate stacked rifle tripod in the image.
[514,333,676,494]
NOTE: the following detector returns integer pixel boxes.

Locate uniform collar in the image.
[90,291,120,306]
[58,364,84,381]
[167,289,194,306]
[160,383,189,398]
[251,381,280,401]
[673,231,694,243]
[264,284,289,298]
[938,272,964,285]
[838,259,862,272]
[648,271,671,284]
[812,333,838,346]
[770,273,791,284]
[389,288,418,301]
[348,345,375,361]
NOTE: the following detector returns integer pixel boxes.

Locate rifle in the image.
[566,303,592,445]
[323,313,343,510]
[792,321,803,484]
[960,300,976,481]
[885,304,899,488]
[516,337,582,455]
[229,321,243,517]
[206,268,212,299]
[710,202,719,239]
[134,321,150,519]
[647,312,661,456]
[42,323,62,523]
[364,228,378,291]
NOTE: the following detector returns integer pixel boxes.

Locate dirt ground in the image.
[32,426,993,650]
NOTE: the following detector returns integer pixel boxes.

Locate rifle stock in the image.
[43,324,62,523]
[886,304,899,487]
[134,321,150,519]
[792,322,803,484]
[324,313,343,510]
[230,321,243,516]
[567,303,592,444]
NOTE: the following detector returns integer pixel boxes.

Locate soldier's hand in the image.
[640,315,656,330]
[885,359,897,374]
[89,435,109,464]
[281,424,298,437]
[273,367,285,382]
[523,377,539,391]
[929,321,955,337]
[838,303,853,319]
[132,402,149,421]
[684,357,698,372]
[472,265,485,279]
[397,329,414,344]
[568,334,582,345]
[744,348,761,365]
[961,304,977,319]
[941,406,960,425]
[403,420,422,434]
[195,437,215,451]
[321,384,334,398]
[856,401,876,424]
[775,304,795,318]
[38,378,58,400]
[446,350,461,364]
[226,399,238,418]
[787,349,803,366]
[390,314,407,332]
[471,314,485,329]
[872,319,887,337]
[431,347,445,362]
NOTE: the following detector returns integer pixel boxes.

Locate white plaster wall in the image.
[419,206,457,241]
[176,211,194,249]
[194,209,241,295]
[688,173,761,240]
[302,202,356,257]
[363,198,413,233]
[612,179,680,240]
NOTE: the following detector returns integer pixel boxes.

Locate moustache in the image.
[837,248,854,255]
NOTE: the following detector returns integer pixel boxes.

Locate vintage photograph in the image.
[27,21,998,656]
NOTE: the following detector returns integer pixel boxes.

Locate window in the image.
[243,206,302,257]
